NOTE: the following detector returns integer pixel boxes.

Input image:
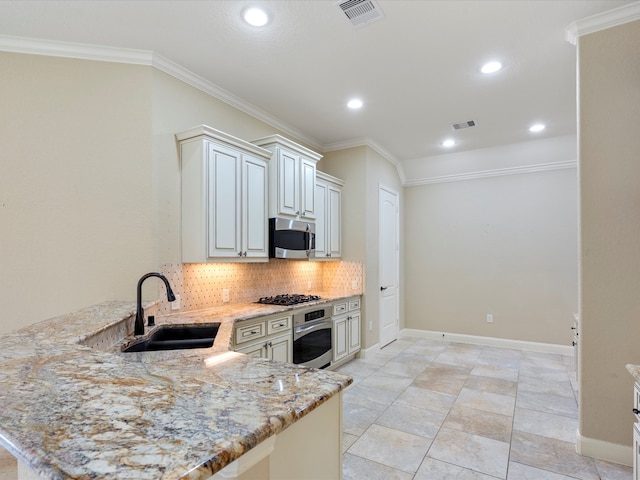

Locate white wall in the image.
[404,140,578,345]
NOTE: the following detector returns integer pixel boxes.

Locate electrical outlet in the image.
[486,313,493,323]
[352,280,358,289]
[307,280,312,290]
[368,321,373,331]
[222,288,230,303]
[171,294,181,311]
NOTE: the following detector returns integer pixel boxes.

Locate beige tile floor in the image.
[337,335,632,480]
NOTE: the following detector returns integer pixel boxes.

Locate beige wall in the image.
[319,146,404,349]
[0,53,154,333]
[150,69,283,266]
[0,52,313,334]
[578,20,640,453]
[405,168,578,344]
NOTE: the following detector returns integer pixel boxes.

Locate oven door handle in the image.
[295,321,330,334]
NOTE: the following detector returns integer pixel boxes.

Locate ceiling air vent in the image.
[336,0,385,28]
[451,120,477,130]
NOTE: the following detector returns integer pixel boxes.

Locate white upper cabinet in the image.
[315,171,343,259]
[252,135,322,221]
[177,125,271,262]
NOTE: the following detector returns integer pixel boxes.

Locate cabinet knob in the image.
[572,341,577,346]
[633,408,640,415]
[238,252,243,257]
[243,251,247,257]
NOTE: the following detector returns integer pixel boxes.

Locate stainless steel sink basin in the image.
[123,324,220,352]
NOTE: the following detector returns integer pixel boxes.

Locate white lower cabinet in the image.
[233,314,293,363]
[634,423,640,480]
[634,383,640,479]
[332,297,361,363]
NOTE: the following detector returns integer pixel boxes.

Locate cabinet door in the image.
[207,142,241,258]
[314,181,328,257]
[348,313,361,355]
[277,149,300,217]
[236,342,267,359]
[333,316,348,362]
[634,423,640,480]
[327,184,341,258]
[269,334,292,363]
[242,154,268,258]
[299,158,317,220]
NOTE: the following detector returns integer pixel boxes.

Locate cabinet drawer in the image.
[235,321,265,345]
[348,298,360,311]
[267,316,291,335]
[333,302,347,315]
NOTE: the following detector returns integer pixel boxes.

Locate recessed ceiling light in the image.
[481,61,503,74]
[529,123,546,133]
[243,7,269,27]
[442,139,456,148]
[347,99,363,109]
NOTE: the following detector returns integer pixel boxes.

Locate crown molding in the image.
[566,2,640,45]
[404,160,577,187]
[0,34,153,64]
[323,137,407,184]
[0,34,323,151]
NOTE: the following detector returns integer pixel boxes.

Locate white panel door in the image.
[379,186,399,347]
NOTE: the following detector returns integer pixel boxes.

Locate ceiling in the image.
[0,0,635,178]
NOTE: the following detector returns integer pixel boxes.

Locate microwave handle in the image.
[307,224,312,252]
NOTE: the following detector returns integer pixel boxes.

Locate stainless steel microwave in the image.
[269,218,315,259]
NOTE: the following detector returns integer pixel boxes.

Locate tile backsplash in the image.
[157,260,363,314]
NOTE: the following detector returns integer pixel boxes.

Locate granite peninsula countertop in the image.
[626,364,640,384]
[0,295,355,479]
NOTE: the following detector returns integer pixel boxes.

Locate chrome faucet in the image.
[135,272,176,335]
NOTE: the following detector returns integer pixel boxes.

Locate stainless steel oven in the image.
[293,304,332,369]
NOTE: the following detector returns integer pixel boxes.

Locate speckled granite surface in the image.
[626,364,640,384]
[0,297,353,479]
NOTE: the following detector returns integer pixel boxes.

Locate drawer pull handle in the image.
[250,330,258,335]
[276,323,285,327]
[633,408,640,415]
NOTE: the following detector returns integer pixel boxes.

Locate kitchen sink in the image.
[123,324,220,352]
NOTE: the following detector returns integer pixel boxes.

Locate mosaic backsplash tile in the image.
[157,260,363,314]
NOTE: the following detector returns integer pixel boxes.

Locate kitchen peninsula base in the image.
[213,393,342,480]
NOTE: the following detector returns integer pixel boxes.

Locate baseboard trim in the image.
[358,342,381,359]
[576,429,632,467]
[400,328,574,355]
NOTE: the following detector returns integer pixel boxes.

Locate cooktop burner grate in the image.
[257,294,321,306]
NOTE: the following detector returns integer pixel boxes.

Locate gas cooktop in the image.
[257,294,321,306]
